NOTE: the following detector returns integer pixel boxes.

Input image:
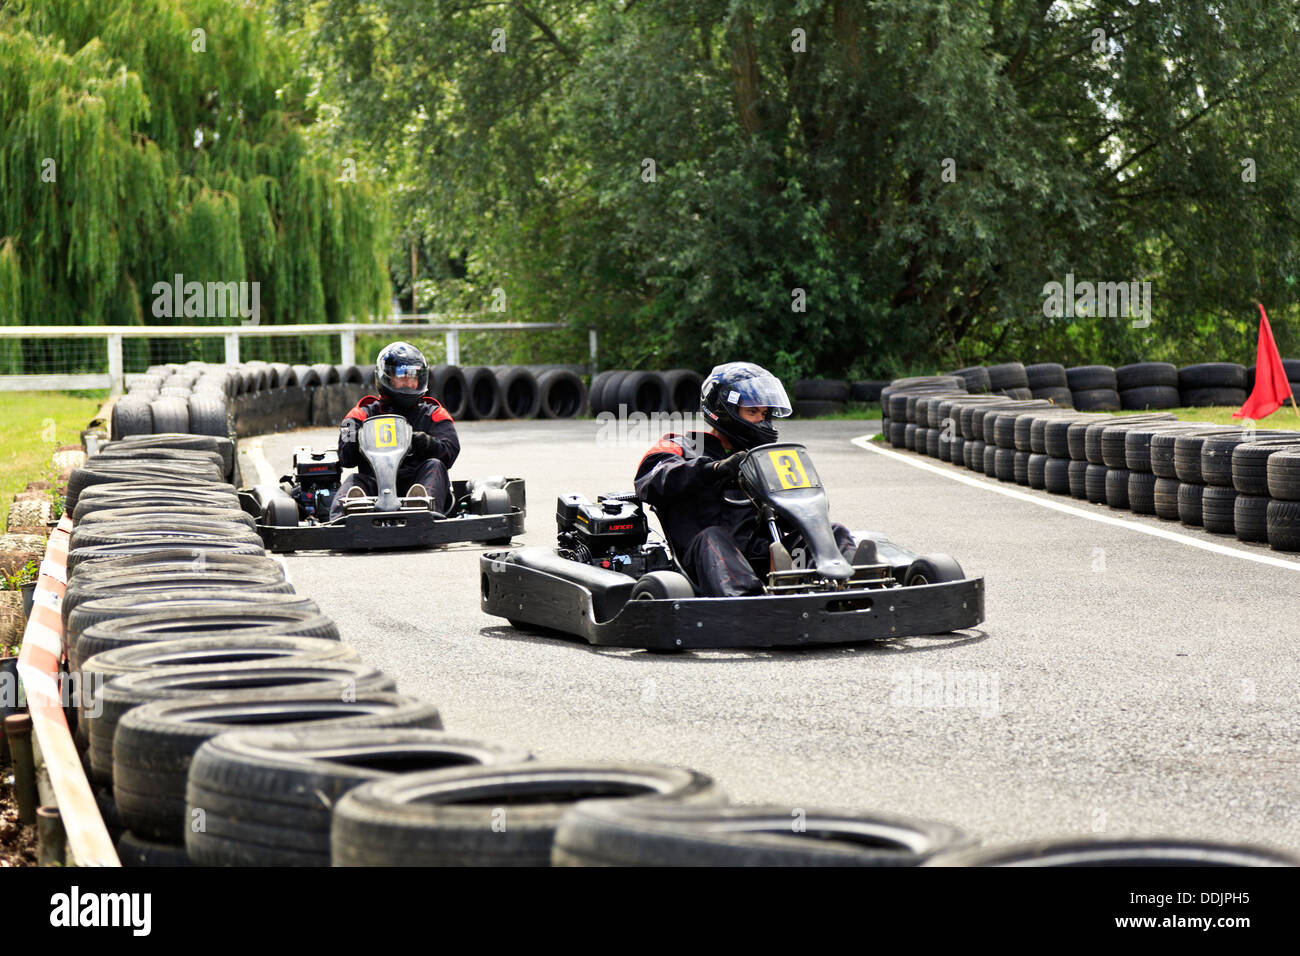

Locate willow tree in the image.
[0,0,390,372]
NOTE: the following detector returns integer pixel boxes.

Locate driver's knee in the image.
[685,526,763,598]
[831,522,856,561]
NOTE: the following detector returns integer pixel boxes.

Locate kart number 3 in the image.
[372,420,398,447]
[769,451,811,489]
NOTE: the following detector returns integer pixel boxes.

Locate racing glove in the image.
[710,450,749,485]
[409,431,435,457]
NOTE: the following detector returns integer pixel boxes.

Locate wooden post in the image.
[106,333,124,396]
[5,713,37,824]
[37,806,65,866]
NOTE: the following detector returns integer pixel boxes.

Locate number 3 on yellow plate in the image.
[769,450,810,489]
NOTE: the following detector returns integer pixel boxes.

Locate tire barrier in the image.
[940,359,1300,410]
[881,376,1300,552]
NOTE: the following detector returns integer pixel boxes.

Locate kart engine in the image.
[555,492,671,577]
[286,448,341,521]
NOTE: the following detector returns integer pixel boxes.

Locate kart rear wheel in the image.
[903,554,965,587]
[630,571,695,601]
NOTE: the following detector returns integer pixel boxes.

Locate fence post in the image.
[224,331,240,365]
[106,334,124,395]
[445,329,460,366]
[340,327,356,367]
[588,327,598,374]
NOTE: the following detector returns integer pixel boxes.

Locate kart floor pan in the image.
[258,508,525,552]
[480,550,984,650]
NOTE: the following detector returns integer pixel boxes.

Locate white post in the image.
[445,329,460,366]
[340,327,356,367]
[224,331,240,365]
[588,327,598,373]
[107,334,124,395]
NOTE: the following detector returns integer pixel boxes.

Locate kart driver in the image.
[329,341,460,519]
[634,361,859,597]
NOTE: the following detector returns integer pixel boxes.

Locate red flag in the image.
[1234,303,1294,419]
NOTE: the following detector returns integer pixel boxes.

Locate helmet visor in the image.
[709,363,792,418]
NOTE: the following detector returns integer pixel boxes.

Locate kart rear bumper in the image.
[257,508,525,552]
[480,549,984,650]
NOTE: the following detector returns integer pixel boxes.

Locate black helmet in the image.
[700,362,792,450]
[376,341,429,410]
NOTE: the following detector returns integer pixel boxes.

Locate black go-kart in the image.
[240,414,525,553]
[480,442,983,650]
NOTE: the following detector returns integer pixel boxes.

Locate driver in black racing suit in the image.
[329,341,459,519]
[634,362,858,597]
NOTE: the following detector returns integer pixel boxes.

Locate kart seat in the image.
[506,547,636,623]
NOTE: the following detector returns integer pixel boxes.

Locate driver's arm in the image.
[338,398,381,467]
[410,402,460,468]
[634,437,719,504]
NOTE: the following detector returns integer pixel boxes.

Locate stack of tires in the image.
[588,369,703,416]
[112,363,237,439]
[1177,363,1247,408]
[882,373,1300,552]
[1116,362,1180,410]
[444,365,589,421]
[790,379,849,417]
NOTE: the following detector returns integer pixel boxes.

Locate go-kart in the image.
[240,414,525,553]
[480,442,983,650]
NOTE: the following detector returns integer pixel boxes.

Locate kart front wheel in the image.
[630,571,696,601]
[903,554,965,587]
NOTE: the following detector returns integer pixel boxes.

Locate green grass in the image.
[800,402,881,420]
[0,392,104,527]
[1113,405,1300,431]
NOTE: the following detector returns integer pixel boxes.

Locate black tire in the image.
[72,488,242,522]
[461,366,503,420]
[985,363,1028,391]
[1030,386,1073,406]
[75,607,339,674]
[1233,440,1300,496]
[925,429,942,459]
[429,366,469,420]
[949,367,991,392]
[1043,457,1071,495]
[615,371,669,415]
[1120,386,1180,410]
[1084,463,1108,504]
[1071,388,1121,411]
[67,539,267,576]
[64,562,289,628]
[76,506,254,531]
[1266,449,1300,500]
[1067,459,1089,499]
[70,519,263,552]
[629,571,695,601]
[308,363,340,385]
[1179,363,1247,391]
[1116,362,1179,390]
[1102,468,1130,509]
[1200,486,1237,535]
[849,381,887,403]
[1266,499,1300,551]
[66,461,226,513]
[792,399,847,418]
[1181,387,1247,407]
[331,762,719,866]
[966,439,986,472]
[553,801,971,867]
[1066,417,1112,461]
[290,364,318,387]
[185,394,228,437]
[1153,477,1181,520]
[90,662,397,787]
[903,423,918,450]
[493,367,541,419]
[655,368,703,413]
[1233,494,1269,543]
[339,364,366,385]
[902,554,964,586]
[111,399,154,439]
[1012,450,1030,485]
[103,433,235,476]
[1066,366,1117,391]
[116,831,191,867]
[587,370,625,415]
[1127,471,1157,515]
[792,379,850,402]
[925,837,1300,867]
[186,729,531,866]
[888,421,906,446]
[1023,363,1067,389]
[114,691,442,843]
[90,447,226,475]
[536,368,587,419]
[149,397,190,434]
[1177,482,1205,526]
[68,590,318,650]
[1026,453,1047,489]
[982,443,997,477]
[999,387,1033,400]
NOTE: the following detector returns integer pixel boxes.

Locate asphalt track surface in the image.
[243,419,1300,852]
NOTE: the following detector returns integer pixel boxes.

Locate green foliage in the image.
[296,0,1300,375]
[0,0,391,370]
[2,560,39,591]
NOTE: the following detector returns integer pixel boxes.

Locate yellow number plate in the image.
[768,449,811,489]
[371,419,398,447]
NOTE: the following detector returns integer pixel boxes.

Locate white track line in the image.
[851,433,1300,573]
